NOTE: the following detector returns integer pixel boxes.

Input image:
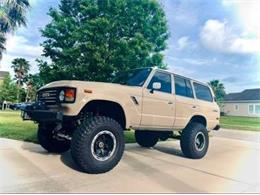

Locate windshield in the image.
[112,68,152,86]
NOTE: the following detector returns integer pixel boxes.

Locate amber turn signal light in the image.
[84,89,92,93]
[65,88,76,102]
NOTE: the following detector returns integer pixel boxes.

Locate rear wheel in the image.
[180,122,209,159]
[38,124,70,153]
[135,130,159,148]
[71,116,125,174]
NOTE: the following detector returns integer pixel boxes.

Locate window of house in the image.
[248,105,254,114]
[147,71,172,94]
[193,83,213,102]
[255,105,260,114]
[174,76,194,98]
[234,104,239,111]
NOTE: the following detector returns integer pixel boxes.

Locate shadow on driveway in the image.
[21,141,186,174]
[154,145,185,158]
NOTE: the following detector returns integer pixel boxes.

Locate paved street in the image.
[0,129,259,193]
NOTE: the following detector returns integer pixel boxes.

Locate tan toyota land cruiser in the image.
[21,67,220,174]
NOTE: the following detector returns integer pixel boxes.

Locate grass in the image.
[0,111,259,143]
[0,110,136,144]
[220,116,260,131]
[0,111,38,143]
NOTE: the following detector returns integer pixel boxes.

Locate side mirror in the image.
[150,82,161,93]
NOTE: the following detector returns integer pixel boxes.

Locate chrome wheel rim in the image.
[91,130,116,161]
[194,132,206,151]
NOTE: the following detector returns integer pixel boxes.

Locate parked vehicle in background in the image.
[10,103,30,110]
[21,67,220,174]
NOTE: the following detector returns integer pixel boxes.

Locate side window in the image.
[255,105,260,114]
[174,76,194,98]
[147,72,172,93]
[194,83,213,102]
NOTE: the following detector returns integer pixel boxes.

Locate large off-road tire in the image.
[135,130,159,148]
[180,122,209,159]
[71,116,125,174]
[38,124,70,153]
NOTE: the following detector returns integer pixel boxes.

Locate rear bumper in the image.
[213,124,221,131]
[21,102,63,123]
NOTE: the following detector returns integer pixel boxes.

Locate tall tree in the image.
[0,74,18,102]
[39,0,169,83]
[0,0,30,59]
[208,80,226,102]
[11,57,30,100]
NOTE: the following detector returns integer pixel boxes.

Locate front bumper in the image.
[21,102,63,123]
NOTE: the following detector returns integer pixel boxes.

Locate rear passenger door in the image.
[173,76,198,129]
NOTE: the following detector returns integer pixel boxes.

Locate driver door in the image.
[140,71,175,128]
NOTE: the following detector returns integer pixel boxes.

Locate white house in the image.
[221,88,260,117]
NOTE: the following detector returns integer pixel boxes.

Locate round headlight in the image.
[59,90,65,102]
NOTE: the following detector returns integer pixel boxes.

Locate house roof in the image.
[223,88,260,101]
[0,71,9,79]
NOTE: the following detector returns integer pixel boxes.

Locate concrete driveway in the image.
[0,130,259,193]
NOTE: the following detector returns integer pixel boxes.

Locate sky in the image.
[0,0,259,93]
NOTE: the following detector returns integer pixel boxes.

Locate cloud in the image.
[4,34,43,58]
[177,36,189,50]
[28,0,44,6]
[200,19,260,54]
[222,0,260,34]
[167,55,215,66]
[222,76,240,83]
[168,64,194,77]
[0,34,42,73]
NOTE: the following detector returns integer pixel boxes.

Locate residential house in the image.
[221,88,260,117]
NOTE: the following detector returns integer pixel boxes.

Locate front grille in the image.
[37,88,58,105]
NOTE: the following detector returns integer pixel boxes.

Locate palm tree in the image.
[0,0,30,59]
[208,80,226,102]
[11,57,30,101]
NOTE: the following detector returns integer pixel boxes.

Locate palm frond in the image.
[0,33,6,60]
[0,0,30,60]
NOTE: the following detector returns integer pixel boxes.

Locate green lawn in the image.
[0,110,136,143]
[220,116,260,131]
[0,111,259,143]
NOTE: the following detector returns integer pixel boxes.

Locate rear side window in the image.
[194,83,213,102]
[147,71,172,93]
[174,76,194,98]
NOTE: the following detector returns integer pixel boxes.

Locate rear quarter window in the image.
[194,83,213,102]
[174,76,194,98]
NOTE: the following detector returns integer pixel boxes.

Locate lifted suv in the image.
[21,67,220,174]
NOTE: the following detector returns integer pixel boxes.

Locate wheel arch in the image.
[79,99,127,129]
[187,115,207,128]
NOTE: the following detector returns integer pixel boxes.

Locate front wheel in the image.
[71,116,125,174]
[180,122,209,159]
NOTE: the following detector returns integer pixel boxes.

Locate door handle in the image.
[213,109,218,112]
[192,105,197,109]
[168,101,173,104]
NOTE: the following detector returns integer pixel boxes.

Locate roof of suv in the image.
[152,67,209,87]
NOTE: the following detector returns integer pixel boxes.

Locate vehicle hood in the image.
[39,80,141,92]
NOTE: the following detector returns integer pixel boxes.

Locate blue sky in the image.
[0,0,259,93]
